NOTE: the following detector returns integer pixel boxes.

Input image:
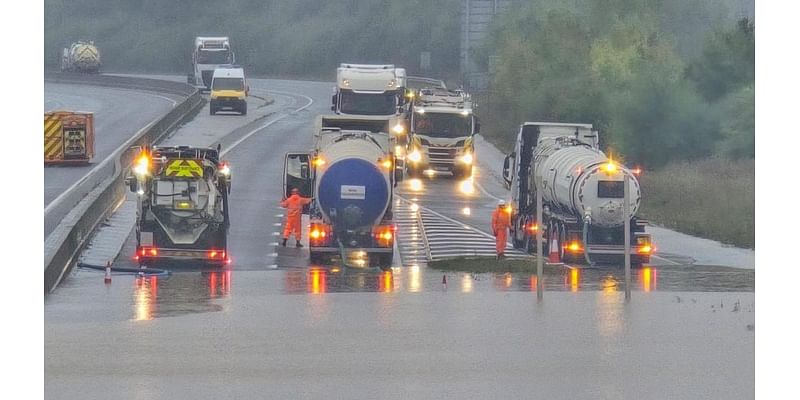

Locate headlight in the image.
[460,153,473,164]
[392,123,405,135]
[408,149,421,163]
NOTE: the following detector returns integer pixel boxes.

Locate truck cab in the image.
[188,37,235,90]
[209,67,248,115]
[405,88,479,179]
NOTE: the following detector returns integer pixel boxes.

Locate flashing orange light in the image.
[210,250,218,258]
[381,231,393,241]
[566,242,582,252]
[380,159,393,169]
[312,157,326,167]
[133,153,150,175]
[638,245,652,254]
[310,229,321,239]
[602,161,617,174]
[504,205,513,214]
[527,223,539,233]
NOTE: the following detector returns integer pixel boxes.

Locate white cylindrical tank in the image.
[315,132,392,230]
[532,137,640,227]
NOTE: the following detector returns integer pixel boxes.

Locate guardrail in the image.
[44,74,204,294]
[44,72,196,96]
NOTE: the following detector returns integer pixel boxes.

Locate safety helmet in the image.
[291,188,299,194]
[498,199,507,207]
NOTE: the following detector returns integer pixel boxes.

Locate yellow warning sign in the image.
[44,114,63,160]
[164,159,204,178]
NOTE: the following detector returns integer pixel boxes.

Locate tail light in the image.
[139,247,158,257]
[635,235,654,254]
[373,225,395,247]
[310,222,331,245]
[565,241,583,253]
[527,223,539,233]
[208,250,226,260]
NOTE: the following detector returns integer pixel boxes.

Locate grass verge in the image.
[638,157,754,249]
[429,256,560,274]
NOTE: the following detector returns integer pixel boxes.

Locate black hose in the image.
[77,262,171,276]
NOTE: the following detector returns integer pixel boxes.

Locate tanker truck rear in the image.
[283,126,398,268]
[502,122,653,265]
[127,145,232,267]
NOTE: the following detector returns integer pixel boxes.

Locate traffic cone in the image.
[548,236,561,264]
[104,261,112,284]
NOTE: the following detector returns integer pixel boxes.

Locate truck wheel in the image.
[210,105,216,115]
[406,165,420,178]
[240,103,247,115]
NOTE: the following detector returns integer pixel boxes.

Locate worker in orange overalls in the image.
[491,200,512,260]
[280,188,312,247]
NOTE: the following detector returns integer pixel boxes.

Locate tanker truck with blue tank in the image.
[283,125,399,268]
[501,122,653,265]
[127,145,232,267]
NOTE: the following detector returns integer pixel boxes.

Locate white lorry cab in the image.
[188,37,235,90]
[332,64,405,117]
[406,88,479,179]
[209,67,248,115]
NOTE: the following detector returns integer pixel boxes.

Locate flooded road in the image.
[46,265,754,400]
[45,77,754,399]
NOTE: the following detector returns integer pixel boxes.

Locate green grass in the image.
[639,157,754,249]
[429,256,560,274]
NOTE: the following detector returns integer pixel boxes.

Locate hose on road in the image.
[77,262,171,277]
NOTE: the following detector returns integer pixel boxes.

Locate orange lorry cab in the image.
[44,111,95,165]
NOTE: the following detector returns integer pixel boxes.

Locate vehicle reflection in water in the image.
[461,274,474,293]
[640,267,656,292]
[279,263,679,295]
[379,270,394,293]
[131,268,230,321]
[597,275,624,340]
[565,267,581,292]
[134,276,157,321]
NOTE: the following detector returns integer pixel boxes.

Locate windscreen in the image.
[197,49,232,64]
[340,91,397,116]
[212,77,244,91]
[413,112,472,138]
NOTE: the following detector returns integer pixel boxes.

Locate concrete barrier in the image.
[44,74,204,294]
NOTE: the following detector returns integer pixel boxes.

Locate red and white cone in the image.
[548,236,561,264]
[104,261,112,284]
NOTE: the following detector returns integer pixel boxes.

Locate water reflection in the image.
[564,267,581,292]
[130,269,231,321]
[133,276,157,321]
[276,261,755,295]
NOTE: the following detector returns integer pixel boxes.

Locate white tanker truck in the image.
[502,122,653,265]
[283,122,400,268]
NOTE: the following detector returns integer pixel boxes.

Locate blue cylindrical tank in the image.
[315,134,391,231]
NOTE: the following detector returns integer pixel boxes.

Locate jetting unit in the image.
[502,122,653,265]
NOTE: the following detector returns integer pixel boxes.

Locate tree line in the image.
[477,0,754,167]
[45,0,462,79]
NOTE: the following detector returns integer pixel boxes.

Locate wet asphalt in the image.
[45,77,754,399]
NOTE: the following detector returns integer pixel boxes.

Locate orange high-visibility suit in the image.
[280,192,312,241]
[491,206,511,255]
